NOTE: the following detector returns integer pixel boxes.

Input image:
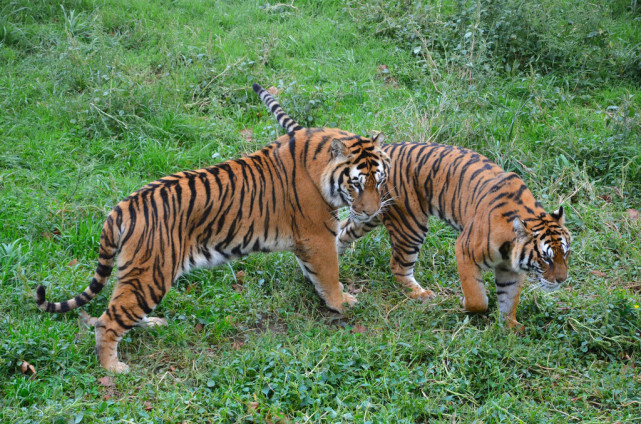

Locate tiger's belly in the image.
[181,236,295,276]
[182,249,229,274]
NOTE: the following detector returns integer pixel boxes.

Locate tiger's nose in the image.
[362,208,379,218]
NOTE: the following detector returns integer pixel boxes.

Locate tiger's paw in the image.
[336,241,352,256]
[504,317,525,334]
[79,310,99,327]
[138,317,168,328]
[342,292,358,307]
[460,296,489,313]
[410,289,436,302]
[106,361,130,374]
[328,292,358,313]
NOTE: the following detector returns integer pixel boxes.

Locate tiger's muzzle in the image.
[539,278,563,292]
[350,177,381,222]
[540,255,568,291]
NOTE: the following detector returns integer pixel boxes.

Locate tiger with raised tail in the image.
[36,83,390,372]
[255,90,570,330]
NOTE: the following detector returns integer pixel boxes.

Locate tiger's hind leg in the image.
[94,315,130,373]
[494,267,525,332]
[386,219,435,301]
[94,270,170,373]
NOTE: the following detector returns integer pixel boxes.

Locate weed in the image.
[1,0,640,422]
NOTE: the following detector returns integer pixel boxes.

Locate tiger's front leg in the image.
[455,236,489,313]
[336,216,382,255]
[494,267,525,332]
[295,236,356,313]
[385,218,434,301]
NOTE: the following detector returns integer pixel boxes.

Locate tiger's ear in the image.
[330,139,349,160]
[372,132,385,147]
[550,206,565,225]
[513,217,531,240]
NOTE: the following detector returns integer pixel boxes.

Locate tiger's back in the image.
[382,143,507,230]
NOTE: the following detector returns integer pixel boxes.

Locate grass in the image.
[1,0,640,422]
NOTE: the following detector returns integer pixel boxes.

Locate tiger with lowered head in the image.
[36,83,390,372]
[255,90,571,330]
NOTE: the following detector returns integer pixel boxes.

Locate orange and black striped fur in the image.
[36,83,389,372]
[337,143,571,329]
[255,90,571,329]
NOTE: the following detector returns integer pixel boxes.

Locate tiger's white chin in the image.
[538,279,561,292]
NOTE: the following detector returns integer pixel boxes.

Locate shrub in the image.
[348,0,641,83]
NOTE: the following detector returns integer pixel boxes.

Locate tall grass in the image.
[1,0,640,422]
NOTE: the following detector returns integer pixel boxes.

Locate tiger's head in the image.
[512,207,571,291]
[323,133,390,223]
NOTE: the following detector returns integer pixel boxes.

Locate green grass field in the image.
[1,0,640,422]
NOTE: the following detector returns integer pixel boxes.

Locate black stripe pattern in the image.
[337,142,571,326]
[34,111,390,371]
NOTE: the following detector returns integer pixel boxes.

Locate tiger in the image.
[35,83,390,373]
[337,143,571,330]
[253,91,571,330]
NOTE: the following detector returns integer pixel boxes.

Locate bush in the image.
[349,0,641,82]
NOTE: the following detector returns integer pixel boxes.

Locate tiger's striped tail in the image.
[253,83,303,133]
[36,215,120,313]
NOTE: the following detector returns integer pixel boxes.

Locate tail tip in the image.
[252,83,263,93]
[36,285,46,305]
